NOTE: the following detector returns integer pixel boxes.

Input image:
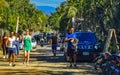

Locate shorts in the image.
[8,48,16,54]
[52,44,57,51]
[67,49,77,57]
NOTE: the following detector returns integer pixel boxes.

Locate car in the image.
[31,37,37,49]
[64,31,103,61]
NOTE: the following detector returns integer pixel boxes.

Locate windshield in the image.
[76,32,97,43]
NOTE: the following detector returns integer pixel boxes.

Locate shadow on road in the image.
[0,47,101,75]
[0,68,101,75]
[30,49,65,63]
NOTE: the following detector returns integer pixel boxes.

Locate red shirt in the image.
[3,37,7,43]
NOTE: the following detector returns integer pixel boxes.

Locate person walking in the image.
[15,33,20,55]
[6,31,16,66]
[50,32,59,56]
[40,36,45,47]
[65,27,78,67]
[23,29,32,65]
[2,32,8,58]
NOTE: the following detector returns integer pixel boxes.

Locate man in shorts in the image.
[65,27,78,67]
[50,32,59,56]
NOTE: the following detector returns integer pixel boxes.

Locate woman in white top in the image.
[6,32,16,66]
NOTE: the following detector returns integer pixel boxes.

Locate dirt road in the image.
[0,45,100,75]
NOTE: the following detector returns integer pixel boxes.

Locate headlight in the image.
[94,45,98,49]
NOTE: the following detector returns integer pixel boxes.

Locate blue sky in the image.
[30,0,66,8]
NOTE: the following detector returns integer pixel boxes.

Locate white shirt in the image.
[8,37,16,48]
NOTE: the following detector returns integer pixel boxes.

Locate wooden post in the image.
[16,16,19,33]
[103,29,119,53]
[104,29,113,53]
[113,29,119,52]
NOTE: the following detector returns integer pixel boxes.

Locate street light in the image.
[76,17,84,31]
[72,17,75,27]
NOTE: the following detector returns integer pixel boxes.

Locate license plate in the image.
[83,52,89,55]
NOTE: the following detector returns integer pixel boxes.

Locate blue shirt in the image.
[65,32,76,49]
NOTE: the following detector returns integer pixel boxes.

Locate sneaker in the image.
[3,56,5,58]
[69,64,73,67]
[54,53,56,56]
[9,63,12,66]
[53,52,56,56]
[26,63,29,66]
[23,61,26,64]
[73,64,77,67]
[12,64,16,67]
[26,61,29,65]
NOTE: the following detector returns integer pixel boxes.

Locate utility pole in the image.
[16,0,20,33]
[16,16,19,33]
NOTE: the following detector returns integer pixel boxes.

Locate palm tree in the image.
[67,6,77,28]
[0,0,9,8]
[60,4,77,30]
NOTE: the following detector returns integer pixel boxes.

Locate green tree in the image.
[0,0,9,7]
[0,0,48,33]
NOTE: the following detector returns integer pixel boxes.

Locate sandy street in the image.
[0,45,100,75]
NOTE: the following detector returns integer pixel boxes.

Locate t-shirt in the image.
[8,37,16,48]
[65,32,76,50]
[51,36,58,44]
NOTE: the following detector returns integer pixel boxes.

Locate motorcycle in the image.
[106,52,120,75]
[94,52,120,75]
[94,52,111,71]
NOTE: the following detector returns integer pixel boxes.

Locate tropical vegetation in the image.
[0,0,120,41]
[49,0,120,40]
[0,0,48,33]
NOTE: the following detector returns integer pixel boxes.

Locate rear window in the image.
[76,32,97,43]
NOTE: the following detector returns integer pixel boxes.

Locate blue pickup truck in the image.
[64,31,103,61]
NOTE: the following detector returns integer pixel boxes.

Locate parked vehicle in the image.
[31,37,37,49]
[94,52,120,75]
[104,52,120,75]
[94,52,111,72]
[64,31,103,61]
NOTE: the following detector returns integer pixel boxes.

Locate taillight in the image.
[104,53,110,58]
[116,57,120,63]
[93,54,97,58]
